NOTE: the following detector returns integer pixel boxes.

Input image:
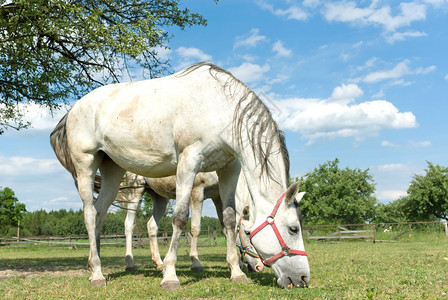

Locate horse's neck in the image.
[237,147,288,219]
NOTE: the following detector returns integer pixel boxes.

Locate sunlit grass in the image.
[1,237,447,299]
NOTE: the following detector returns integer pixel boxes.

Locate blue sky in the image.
[1,0,448,218]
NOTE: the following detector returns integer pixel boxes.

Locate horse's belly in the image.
[101,135,178,178]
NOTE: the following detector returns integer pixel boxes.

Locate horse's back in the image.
[65,64,237,177]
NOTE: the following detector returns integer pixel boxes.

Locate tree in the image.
[0,0,209,133]
[373,197,408,223]
[404,162,448,222]
[0,186,26,236]
[297,159,377,225]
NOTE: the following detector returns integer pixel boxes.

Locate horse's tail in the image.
[50,113,78,188]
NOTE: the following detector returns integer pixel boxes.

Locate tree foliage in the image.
[0,0,208,133]
[0,186,26,235]
[297,158,377,225]
[403,162,448,221]
[373,197,408,223]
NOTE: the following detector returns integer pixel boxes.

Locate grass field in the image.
[1,236,447,299]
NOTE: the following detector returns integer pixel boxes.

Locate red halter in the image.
[249,192,307,267]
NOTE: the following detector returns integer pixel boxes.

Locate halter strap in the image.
[235,214,260,262]
[249,192,307,267]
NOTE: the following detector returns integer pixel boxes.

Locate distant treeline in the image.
[6,209,222,237]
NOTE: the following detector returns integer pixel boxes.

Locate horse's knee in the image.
[147,220,158,236]
[222,207,236,228]
[173,210,188,228]
[190,225,201,236]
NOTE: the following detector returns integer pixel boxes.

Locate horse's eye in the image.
[288,226,298,235]
[244,231,251,235]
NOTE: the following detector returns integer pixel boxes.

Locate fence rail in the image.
[0,230,219,249]
[305,221,447,243]
[1,222,446,248]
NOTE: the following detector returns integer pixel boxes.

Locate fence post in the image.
[163,230,168,245]
[213,230,217,246]
[408,223,413,238]
[444,222,448,237]
[372,224,376,243]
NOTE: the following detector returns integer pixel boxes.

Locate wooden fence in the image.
[305,221,448,243]
[0,230,218,249]
[1,221,446,248]
[306,225,376,243]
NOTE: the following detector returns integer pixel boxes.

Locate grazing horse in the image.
[96,171,263,273]
[50,62,309,289]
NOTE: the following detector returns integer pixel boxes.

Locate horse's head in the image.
[235,206,265,273]
[241,182,310,288]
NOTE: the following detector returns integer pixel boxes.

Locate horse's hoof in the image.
[160,280,181,290]
[90,279,107,287]
[125,266,136,273]
[231,274,249,283]
[190,265,205,272]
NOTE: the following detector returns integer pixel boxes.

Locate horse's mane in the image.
[178,62,290,184]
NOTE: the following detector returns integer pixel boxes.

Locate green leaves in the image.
[296,158,377,225]
[0,0,207,133]
[0,187,26,235]
[405,162,448,221]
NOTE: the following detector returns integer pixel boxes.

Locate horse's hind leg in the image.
[74,152,104,286]
[189,189,204,272]
[124,191,143,272]
[79,153,124,286]
[147,191,169,270]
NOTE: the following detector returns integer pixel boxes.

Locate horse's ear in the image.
[242,205,250,220]
[285,182,300,204]
[295,192,306,203]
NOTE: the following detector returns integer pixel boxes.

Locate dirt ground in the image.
[0,265,86,279]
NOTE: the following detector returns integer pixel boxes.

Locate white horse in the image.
[96,171,264,273]
[50,62,309,289]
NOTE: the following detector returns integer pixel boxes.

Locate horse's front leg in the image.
[217,160,249,283]
[161,149,200,290]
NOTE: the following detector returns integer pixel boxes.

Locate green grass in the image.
[1,237,447,299]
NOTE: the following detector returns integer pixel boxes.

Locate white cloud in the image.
[174,47,213,71]
[228,63,270,84]
[323,1,427,33]
[262,84,418,143]
[303,0,320,8]
[423,0,448,8]
[154,45,172,61]
[257,1,308,21]
[377,163,409,172]
[445,74,448,80]
[376,190,408,201]
[272,41,292,57]
[362,60,410,83]
[234,28,267,49]
[0,155,61,176]
[329,83,363,104]
[385,30,427,44]
[359,60,436,83]
[410,140,431,147]
[381,140,398,147]
[1,102,70,134]
[176,47,212,61]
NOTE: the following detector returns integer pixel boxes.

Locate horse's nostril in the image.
[301,276,309,288]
